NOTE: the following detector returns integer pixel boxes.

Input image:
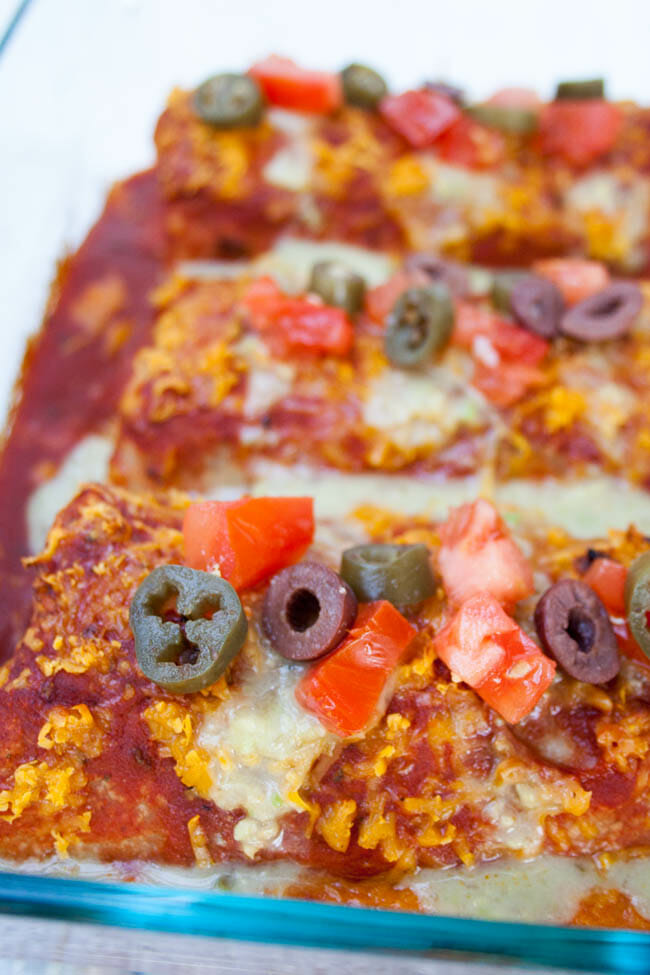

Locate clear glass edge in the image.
[0,870,648,973]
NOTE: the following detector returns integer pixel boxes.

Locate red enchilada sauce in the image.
[0,170,167,655]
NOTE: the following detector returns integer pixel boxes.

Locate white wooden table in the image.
[0,916,605,975]
[2,0,647,971]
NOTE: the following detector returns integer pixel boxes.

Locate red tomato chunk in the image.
[438,499,534,609]
[243,277,354,356]
[533,258,610,306]
[183,496,314,591]
[434,592,556,723]
[539,100,622,167]
[249,55,342,114]
[583,558,627,617]
[435,116,506,169]
[296,601,416,737]
[453,301,548,407]
[380,89,460,148]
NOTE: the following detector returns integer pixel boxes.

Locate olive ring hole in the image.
[594,296,623,317]
[286,588,321,632]
[566,607,596,654]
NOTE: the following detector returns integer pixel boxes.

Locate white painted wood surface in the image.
[0,916,603,975]
[0,1,646,970]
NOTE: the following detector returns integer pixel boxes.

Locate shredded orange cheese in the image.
[187,814,213,867]
[597,713,650,772]
[143,701,212,796]
[0,761,87,823]
[38,704,103,758]
[316,799,357,853]
[357,798,404,862]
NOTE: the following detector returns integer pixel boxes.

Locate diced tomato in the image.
[438,498,534,608]
[583,558,627,616]
[435,116,506,169]
[453,302,548,365]
[379,89,460,148]
[612,618,650,668]
[491,322,549,367]
[242,277,353,356]
[452,301,549,406]
[364,269,427,323]
[473,360,546,408]
[296,601,416,737]
[533,258,610,306]
[249,55,342,114]
[452,302,500,348]
[183,496,314,591]
[434,592,555,723]
[539,100,622,167]
[486,88,541,109]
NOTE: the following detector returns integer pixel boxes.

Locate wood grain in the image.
[0,917,599,975]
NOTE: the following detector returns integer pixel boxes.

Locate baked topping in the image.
[534,578,620,684]
[262,561,357,661]
[130,564,248,693]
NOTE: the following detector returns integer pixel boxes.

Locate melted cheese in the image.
[235,335,295,419]
[197,656,333,858]
[362,367,488,450]
[253,237,396,294]
[429,161,502,214]
[408,856,608,924]
[230,462,650,538]
[263,111,314,192]
[565,172,650,271]
[173,238,396,294]
[497,476,650,537]
[26,434,113,554]
[176,259,251,280]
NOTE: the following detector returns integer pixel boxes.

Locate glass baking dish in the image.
[3,2,650,971]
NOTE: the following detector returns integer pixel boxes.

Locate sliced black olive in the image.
[534,579,619,684]
[309,261,366,316]
[130,565,248,693]
[555,79,605,101]
[624,552,650,661]
[384,285,454,368]
[194,73,264,128]
[466,104,538,135]
[340,543,436,607]
[560,282,642,342]
[509,274,564,339]
[341,64,388,110]
[424,81,465,105]
[262,562,357,661]
[404,253,470,298]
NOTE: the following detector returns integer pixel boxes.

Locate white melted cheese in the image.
[196,609,337,860]
[565,171,650,272]
[176,259,251,280]
[234,335,296,420]
[428,160,502,215]
[174,237,396,294]
[26,433,113,554]
[263,109,314,192]
[219,462,650,538]
[362,367,488,451]
[407,856,610,924]
[253,237,396,294]
[497,476,650,537]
